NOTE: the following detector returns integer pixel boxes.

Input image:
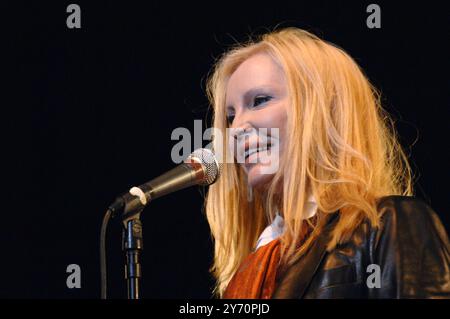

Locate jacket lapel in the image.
[272,213,339,299]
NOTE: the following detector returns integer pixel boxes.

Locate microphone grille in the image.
[185,148,222,185]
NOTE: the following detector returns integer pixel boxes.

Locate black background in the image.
[3,1,449,298]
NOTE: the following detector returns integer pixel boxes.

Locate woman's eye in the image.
[252,95,272,107]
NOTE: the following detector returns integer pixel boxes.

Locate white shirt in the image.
[254,194,317,251]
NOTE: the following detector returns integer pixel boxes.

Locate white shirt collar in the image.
[254,194,317,251]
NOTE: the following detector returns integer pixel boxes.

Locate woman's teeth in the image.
[245,145,271,159]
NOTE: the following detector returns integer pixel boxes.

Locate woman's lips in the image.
[244,144,272,164]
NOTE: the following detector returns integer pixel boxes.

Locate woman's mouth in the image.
[244,144,272,162]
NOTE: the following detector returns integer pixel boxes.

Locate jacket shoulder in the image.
[376,195,444,231]
[372,195,450,298]
[375,195,449,245]
[377,195,434,217]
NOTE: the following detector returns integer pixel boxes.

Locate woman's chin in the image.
[246,164,275,190]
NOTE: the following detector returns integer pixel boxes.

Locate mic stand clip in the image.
[122,212,143,299]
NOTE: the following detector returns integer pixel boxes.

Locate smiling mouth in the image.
[244,144,272,160]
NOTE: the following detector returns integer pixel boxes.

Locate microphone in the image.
[108,148,222,219]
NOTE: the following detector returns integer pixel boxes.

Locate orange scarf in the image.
[223,219,314,299]
[223,238,282,299]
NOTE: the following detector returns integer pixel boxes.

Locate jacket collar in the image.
[272,212,339,299]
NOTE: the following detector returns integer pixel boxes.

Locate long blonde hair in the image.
[204,27,413,298]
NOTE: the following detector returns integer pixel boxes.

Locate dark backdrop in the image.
[3,1,449,298]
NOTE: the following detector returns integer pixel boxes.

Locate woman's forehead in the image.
[225,53,285,104]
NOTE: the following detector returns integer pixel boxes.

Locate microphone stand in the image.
[107,149,218,299]
[122,212,143,299]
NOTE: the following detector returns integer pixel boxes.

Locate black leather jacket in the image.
[272,196,450,298]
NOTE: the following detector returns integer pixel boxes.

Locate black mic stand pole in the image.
[122,212,143,299]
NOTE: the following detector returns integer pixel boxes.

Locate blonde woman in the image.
[204,27,450,299]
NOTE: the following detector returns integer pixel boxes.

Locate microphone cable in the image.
[100,208,113,299]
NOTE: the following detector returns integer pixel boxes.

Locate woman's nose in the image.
[231,126,252,142]
[230,108,252,130]
[230,113,251,138]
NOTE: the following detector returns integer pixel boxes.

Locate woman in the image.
[204,27,450,298]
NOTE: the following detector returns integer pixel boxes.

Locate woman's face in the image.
[225,52,288,189]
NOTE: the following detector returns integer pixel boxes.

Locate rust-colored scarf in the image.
[223,219,314,299]
[223,238,282,299]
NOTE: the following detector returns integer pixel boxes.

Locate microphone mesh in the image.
[185,148,222,185]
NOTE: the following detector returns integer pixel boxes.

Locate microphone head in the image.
[185,148,222,185]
